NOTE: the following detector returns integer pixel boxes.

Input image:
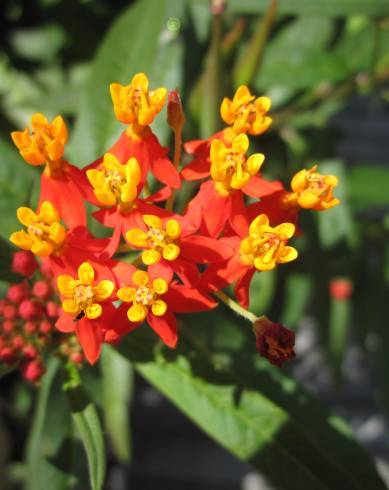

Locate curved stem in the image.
[213,290,257,323]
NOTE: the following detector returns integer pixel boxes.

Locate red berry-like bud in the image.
[7,283,29,303]
[39,261,53,279]
[0,346,18,364]
[19,300,43,320]
[21,359,45,382]
[45,301,59,319]
[12,335,24,349]
[0,299,6,314]
[329,278,353,301]
[3,304,17,320]
[24,321,37,334]
[23,344,38,360]
[32,280,51,300]
[253,316,295,367]
[3,320,15,333]
[39,320,52,334]
[12,251,38,278]
[70,352,83,365]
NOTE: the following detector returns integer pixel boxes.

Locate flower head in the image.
[253,316,295,367]
[240,214,297,271]
[291,165,340,211]
[126,215,181,265]
[110,72,167,131]
[57,262,114,320]
[11,113,67,174]
[117,270,168,323]
[220,86,272,136]
[10,201,67,257]
[210,134,264,196]
[86,153,141,211]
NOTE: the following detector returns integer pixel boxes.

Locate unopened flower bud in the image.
[0,346,18,364]
[12,335,24,349]
[3,304,17,320]
[70,352,83,365]
[7,283,29,303]
[21,359,45,382]
[12,251,38,278]
[329,278,353,301]
[253,316,295,367]
[167,89,185,132]
[19,299,43,320]
[24,321,37,334]
[3,320,15,333]
[39,320,52,334]
[45,301,59,319]
[23,344,38,360]
[32,280,51,300]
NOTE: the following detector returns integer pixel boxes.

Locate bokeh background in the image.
[1,0,389,489]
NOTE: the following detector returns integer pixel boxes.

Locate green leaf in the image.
[68,0,183,165]
[316,160,357,249]
[65,366,106,490]
[228,0,389,16]
[281,273,313,329]
[119,321,386,490]
[348,164,389,209]
[101,345,133,462]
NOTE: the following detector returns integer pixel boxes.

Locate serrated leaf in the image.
[118,321,386,490]
[228,0,389,16]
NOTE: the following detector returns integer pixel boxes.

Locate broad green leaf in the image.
[119,319,386,490]
[101,345,133,462]
[64,366,106,490]
[68,0,184,165]
[0,138,38,239]
[228,0,389,16]
[348,164,389,209]
[317,160,357,249]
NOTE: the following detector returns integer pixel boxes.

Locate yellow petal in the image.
[249,214,269,236]
[103,152,121,169]
[121,183,137,203]
[126,228,148,247]
[126,158,141,184]
[232,133,249,154]
[151,299,167,317]
[220,98,234,124]
[162,243,180,261]
[230,171,250,190]
[297,191,321,209]
[117,287,136,302]
[78,262,94,285]
[95,190,117,206]
[274,223,295,239]
[255,96,271,113]
[39,201,59,224]
[131,72,149,91]
[86,303,102,320]
[62,299,79,314]
[86,169,105,188]
[95,280,115,301]
[165,219,181,239]
[143,214,162,229]
[132,270,149,287]
[253,256,275,271]
[17,207,36,226]
[246,153,265,175]
[49,222,66,245]
[57,274,76,295]
[152,278,168,295]
[31,241,54,257]
[210,139,225,163]
[290,169,307,193]
[9,231,33,250]
[142,249,161,265]
[127,303,147,323]
[278,246,298,264]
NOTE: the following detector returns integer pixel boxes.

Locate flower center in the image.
[74,285,94,310]
[135,286,155,306]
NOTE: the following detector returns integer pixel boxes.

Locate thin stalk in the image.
[213,290,257,324]
[165,127,182,211]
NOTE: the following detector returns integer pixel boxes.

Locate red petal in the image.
[93,208,118,228]
[181,157,210,181]
[75,317,103,364]
[147,311,178,348]
[180,235,233,263]
[150,156,181,189]
[55,313,75,333]
[200,256,247,292]
[171,258,200,286]
[184,138,208,155]
[148,262,174,283]
[165,285,216,313]
[196,181,230,237]
[234,269,255,309]
[147,186,172,202]
[243,175,284,198]
[229,192,249,237]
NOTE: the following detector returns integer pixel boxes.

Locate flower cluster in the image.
[7,73,340,367]
[0,251,83,383]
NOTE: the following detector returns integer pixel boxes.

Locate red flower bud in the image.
[253,316,295,367]
[3,320,15,333]
[23,344,38,360]
[21,359,45,382]
[7,283,29,303]
[329,278,353,301]
[45,301,59,319]
[70,352,83,365]
[12,335,24,349]
[3,304,17,320]
[12,251,38,278]
[0,346,18,364]
[0,300,6,314]
[39,320,52,334]
[24,321,37,334]
[167,89,185,132]
[19,300,43,320]
[32,280,51,300]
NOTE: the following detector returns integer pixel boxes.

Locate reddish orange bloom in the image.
[11,113,92,229]
[107,73,181,189]
[202,214,298,308]
[114,265,216,348]
[56,262,118,364]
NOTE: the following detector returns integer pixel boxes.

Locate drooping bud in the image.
[11,251,38,277]
[167,89,185,133]
[253,316,295,367]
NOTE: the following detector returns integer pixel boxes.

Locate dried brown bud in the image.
[253,316,295,367]
[167,89,185,132]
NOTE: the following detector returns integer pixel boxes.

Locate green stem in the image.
[165,127,182,212]
[213,290,258,323]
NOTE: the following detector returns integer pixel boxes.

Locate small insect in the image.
[73,311,85,322]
